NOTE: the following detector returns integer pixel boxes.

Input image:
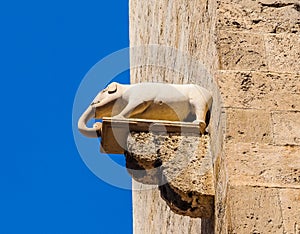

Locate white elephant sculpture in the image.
[78,82,212,138]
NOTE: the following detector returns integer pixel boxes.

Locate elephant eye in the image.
[108,89,116,94]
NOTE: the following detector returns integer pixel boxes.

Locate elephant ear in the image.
[107,82,118,94]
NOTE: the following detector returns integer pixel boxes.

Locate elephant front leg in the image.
[112,100,144,119]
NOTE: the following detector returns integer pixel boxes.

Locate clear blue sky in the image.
[0,1,133,233]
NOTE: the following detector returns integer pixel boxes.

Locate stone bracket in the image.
[99,117,215,218]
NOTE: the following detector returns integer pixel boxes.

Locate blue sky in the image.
[0,1,133,233]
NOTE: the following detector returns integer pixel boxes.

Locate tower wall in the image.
[129,0,300,233]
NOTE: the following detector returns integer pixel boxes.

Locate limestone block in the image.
[217,71,300,110]
[217,0,300,34]
[225,143,300,188]
[225,108,273,144]
[226,185,284,233]
[265,34,300,73]
[126,132,215,218]
[218,31,267,71]
[272,111,300,145]
[279,188,300,233]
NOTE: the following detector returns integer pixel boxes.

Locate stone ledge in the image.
[100,117,202,154]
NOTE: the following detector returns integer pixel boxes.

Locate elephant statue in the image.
[78,82,212,138]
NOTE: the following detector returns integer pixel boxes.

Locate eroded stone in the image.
[217,71,300,110]
[225,143,300,187]
[126,132,214,218]
[225,109,273,144]
[272,111,300,145]
[217,0,300,34]
[132,181,203,234]
[218,31,267,71]
[126,132,162,184]
[279,188,300,233]
[265,34,300,73]
[226,185,284,233]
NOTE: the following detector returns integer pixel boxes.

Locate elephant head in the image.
[77,82,128,138]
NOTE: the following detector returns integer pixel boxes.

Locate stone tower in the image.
[129,0,300,233]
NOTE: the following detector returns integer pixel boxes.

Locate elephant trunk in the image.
[78,105,102,138]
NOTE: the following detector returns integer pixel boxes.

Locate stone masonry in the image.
[129,0,300,233]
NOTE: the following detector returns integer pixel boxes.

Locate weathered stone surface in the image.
[265,34,300,73]
[125,132,161,184]
[160,135,213,194]
[160,134,214,218]
[226,143,300,188]
[225,109,273,144]
[133,181,209,234]
[226,185,284,233]
[222,185,300,234]
[272,111,300,145]
[217,71,300,110]
[218,31,267,71]
[224,185,300,233]
[217,0,300,34]
[126,132,215,218]
[214,152,229,234]
[130,0,218,75]
[130,0,300,232]
[127,132,158,170]
[279,188,300,233]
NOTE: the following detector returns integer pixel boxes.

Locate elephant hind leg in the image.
[190,99,207,123]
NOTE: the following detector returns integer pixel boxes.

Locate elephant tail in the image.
[78,105,102,138]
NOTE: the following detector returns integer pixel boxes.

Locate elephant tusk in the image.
[78,105,102,138]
